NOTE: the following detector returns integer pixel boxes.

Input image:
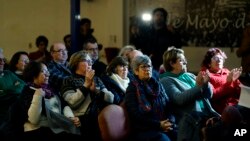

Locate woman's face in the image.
[116,65,128,79]
[135,63,152,81]
[77,56,93,75]
[209,53,224,72]
[171,54,187,74]
[34,64,50,86]
[16,54,29,71]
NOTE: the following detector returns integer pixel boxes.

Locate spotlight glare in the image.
[142,13,152,22]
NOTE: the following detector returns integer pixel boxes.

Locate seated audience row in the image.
[1,43,249,141]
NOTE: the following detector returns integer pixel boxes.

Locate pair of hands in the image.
[70,117,81,127]
[196,70,210,87]
[84,68,97,92]
[226,67,242,83]
[196,67,242,87]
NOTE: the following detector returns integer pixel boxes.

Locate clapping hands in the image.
[196,70,210,87]
[227,67,242,82]
[84,68,95,89]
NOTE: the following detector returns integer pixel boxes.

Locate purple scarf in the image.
[27,82,54,99]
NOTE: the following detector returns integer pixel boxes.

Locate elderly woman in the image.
[21,61,80,140]
[125,55,176,141]
[160,47,219,141]
[201,48,242,114]
[9,51,29,80]
[101,56,130,105]
[60,51,114,140]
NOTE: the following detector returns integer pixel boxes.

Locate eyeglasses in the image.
[19,59,29,64]
[82,59,93,65]
[53,49,68,53]
[212,56,224,62]
[139,65,152,70]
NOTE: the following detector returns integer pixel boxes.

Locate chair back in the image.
[98,104,130,141]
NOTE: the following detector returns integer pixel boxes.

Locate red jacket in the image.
[202,68,241,114]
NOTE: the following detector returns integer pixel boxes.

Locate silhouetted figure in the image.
[132,8,182,70]
[63,34,73,60]
[78,18,97,52]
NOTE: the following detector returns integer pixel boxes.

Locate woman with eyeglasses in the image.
[125,55,176,141]
[60,51,114,140]
[21,61,80,140]
[201,48,242,114]
[160,47,219,141]
[9,51,29,80]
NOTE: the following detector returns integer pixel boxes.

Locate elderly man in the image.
[46,43,72,91]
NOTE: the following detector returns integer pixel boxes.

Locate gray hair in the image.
[118,45,135,57]
[131,55,151,73]
[69,51,91,72]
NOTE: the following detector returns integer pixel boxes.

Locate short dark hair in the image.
[152,7,168,23]
[63,34,71,43]
[106,56,128,76]
[9,51,28,72]
[82,38,98,50]
[23,61,43,82]
[80,18,91,25]
[36,35,49,47]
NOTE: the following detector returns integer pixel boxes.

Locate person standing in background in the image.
[78,18,97,52]
[63,34,73,60]
[236,9,250,86]
[131,7,182,71]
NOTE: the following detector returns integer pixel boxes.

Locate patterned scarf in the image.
[133,76,168,120]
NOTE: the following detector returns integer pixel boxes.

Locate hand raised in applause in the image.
[196,70,210,87]
[227,67,242,83]
[84,69,95,89]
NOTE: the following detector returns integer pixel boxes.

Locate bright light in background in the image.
[75,15,81,20]
[142,13,152,22]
